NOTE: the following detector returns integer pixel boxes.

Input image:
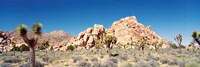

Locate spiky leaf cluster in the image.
[17,24,28,36]
[192,31,200,46]
[103,35,117,44]
[192,31,200,39]
[32,23,42,35]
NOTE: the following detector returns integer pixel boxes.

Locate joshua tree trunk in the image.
[154,44,157,51]
[142,44,145,54]
[29,47,35,67]
[108,48,111,56]
[106,42,112,57]
[179,43,182,52]
[194,38,200,47]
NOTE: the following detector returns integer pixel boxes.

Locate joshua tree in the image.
[103,35,117,56]
[152,41,158,51]
[17,23,42,67]
[192,31,200,47]
[137,36,148,52]
[174,34,182,51]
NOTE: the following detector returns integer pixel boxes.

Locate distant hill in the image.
[0,30,73,51]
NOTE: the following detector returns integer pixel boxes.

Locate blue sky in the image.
[0,0,199,45]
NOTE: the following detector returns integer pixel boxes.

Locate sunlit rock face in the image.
[73,24,106,49]
[73,16,167,49]
[107,16,165,45]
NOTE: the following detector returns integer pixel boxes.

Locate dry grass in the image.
[0,47,200,67]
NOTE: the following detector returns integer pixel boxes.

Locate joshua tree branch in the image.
[21,35,30,46]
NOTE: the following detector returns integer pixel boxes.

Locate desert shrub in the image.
[37,41,49,50]
[19,61,44,67]
[168,49,177,55]
[108,57,118,63]
[196,59,200,64]
[92,62,101,67]
[67,45,75,51]
[24,57,30,62]
[101,61,117,67]
[176,54,185,57]
[180,45,186,49]
[42,56,53,63]
[133,57,140,62]
[170,43,178,49]
[177,61,186,67]
[73,56,83,63]
[92,61,117,67]
[0,52,6,56]
[148,60,160,67]
[85,59,89,61]
[19,44,29,52]
[100,55,104,58]
[160,58,169,64]
[181,49,191,54]
[185,62,200,67]
[168,59,177,65]
[120,62,133,67]
[134,61,151,67]
[0,63,12,67]
[145,55,159,61]
[3,58,22,63]
[37,44,49,50]
[77,61,91,67]
[117,54,128,61]
[90,57,98,62]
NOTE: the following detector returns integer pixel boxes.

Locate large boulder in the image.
[73,24,106,48]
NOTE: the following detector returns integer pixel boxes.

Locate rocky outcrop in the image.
[73,24,106,49]
[107,16,165,45]
[73,16,166,49]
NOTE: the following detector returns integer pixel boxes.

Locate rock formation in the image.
[107,16,165,45]
[73,24,106,49]
[73,16,166,48]
[1,16,168,51]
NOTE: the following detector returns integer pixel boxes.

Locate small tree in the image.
[137,36,148,51]
[103,35,117,56]
[174,34,182,51]
[17,23,42,67]
[192,31,200,47]
[152,41,158,51]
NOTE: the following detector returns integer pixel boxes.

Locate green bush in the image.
[67,45,75,51]
[0,63,12,67]
[170,43,178,49]
[185,62,200,67]
[10,44,29,52]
